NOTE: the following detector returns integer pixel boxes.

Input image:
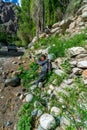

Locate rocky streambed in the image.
[0,55,25,130]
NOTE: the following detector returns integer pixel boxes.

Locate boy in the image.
[35,54,52,86]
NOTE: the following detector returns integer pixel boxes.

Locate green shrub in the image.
[18,62,39,88]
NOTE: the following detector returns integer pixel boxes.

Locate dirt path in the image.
[0,56,23,130]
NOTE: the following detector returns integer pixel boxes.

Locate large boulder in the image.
[67,47,86,57]
[5,76,20,87]
[40,113,56,130]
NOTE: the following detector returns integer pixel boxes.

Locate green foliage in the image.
[0,30,17,44]
[17,0,36,46]
[49,32,87,57]
[19,62,39,88]
[18,103,34,130]
[58,76,87,129]
[45,72,67,86]
[61,60,72,74]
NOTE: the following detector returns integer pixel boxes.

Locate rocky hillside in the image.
[0,1,18,34]
[0,1,87,130]
[29,0,87,47]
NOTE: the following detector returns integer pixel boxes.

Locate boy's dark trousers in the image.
[35,71,47,85]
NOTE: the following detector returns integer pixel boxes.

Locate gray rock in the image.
[4,76,20,87]
[30,84,37,90]
[34,101,42,108]
[37,110,43,117]
[40,113,56,130]
[38,82,43,88]
[68,47,86,57]
[31,109,38,117]
[54,69,64,76]
[77,61,87,68]
[5,121,12,127]
[82,12,87,21]
[64,79,73,85]
[72,68,82,74]
[69,61,77,66]
[25,94,33,102]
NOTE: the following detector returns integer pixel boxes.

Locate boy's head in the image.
[40,54,46,61]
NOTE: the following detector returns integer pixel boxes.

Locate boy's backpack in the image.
[47,60,52,71]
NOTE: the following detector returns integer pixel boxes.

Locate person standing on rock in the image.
[35,54,52,86]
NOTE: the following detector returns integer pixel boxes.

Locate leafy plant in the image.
[19,62,39,88]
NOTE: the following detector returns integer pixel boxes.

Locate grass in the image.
[49,32,87,57]
[33,30,87,58]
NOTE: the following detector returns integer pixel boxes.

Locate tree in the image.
[30,0,45,36]
[17,0,35,46]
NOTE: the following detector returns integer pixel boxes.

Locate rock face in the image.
[40,113,56,130]
[0,1,18,34]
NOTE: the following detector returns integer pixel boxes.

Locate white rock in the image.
[30,84,37,90]
[39,33,46,39]
[69,61,77,66]
[83,0,87,4]
[40,113,56,130]
[38,82,43,88]
[69,21,76,30]
[72,67,82,74]
[82,12,87,20]
[64,79,73,85]
[35,49,43,55]
[47,89,52,95]
[51,107,61,116]
[49,84,55,91]
[25,94,33,102]
[77,61,87,68]
[51,27,60,34]
[82,6,87,13]
[68,47,86,57]
[83,79,87,85]
[32,36,37,43]
[52,62,58,69]
[54,69,64,76]
[52,22,60,28]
